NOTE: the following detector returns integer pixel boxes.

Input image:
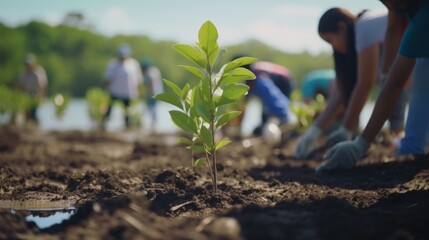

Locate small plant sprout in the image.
[52,93,70,119]
[290,91,325,134]
[85,88,110,129]
[155,21,256,193]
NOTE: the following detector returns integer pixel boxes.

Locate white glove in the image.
[295,125,322,159]
[262,121,282,145]
[326,126,353,147]
[315,136,370,174]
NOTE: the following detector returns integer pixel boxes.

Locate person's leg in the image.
[253,110,268,136]
[398,58,429,155]
[147,98,157,125]
[123,98,131,127]
[29,106,38,123]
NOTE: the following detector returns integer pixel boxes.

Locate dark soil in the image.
[0,125,428,240]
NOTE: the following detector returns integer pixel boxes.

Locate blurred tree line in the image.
[0,16,333,97]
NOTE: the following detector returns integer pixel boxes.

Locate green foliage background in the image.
[0,20,333,97]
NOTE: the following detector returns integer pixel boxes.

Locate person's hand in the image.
[315,136,370,174]
[326,126,353,147]
[295,125,322,159]
[262,118,282,145]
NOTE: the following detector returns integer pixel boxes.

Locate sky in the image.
[0,0,386,54]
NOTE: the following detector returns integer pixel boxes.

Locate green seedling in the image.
[126,99,143,128]
[155,21,256,193]
[290,91,325,133]
[0,85,35,123]
[52,93,70,119]
[85,87,110,128]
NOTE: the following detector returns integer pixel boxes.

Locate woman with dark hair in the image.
[295,7,407,159]
[317,0,429,173]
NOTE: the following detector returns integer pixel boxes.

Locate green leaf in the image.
[215,138,232,150]
[208,45,219,66]
[179,65,205,79]
[181,83,191,100]
[173,44,207,68]
[186,145,206,153]
[196,104,212,123]
[222,84,249,99]
[215,111,242,128]
[154,93,183,110]
[198,21,218,58]
[163,79,182,97]
[215,84,249,106]
[177,137,193,145]
[169,110,198,134]
[194,158,206,167]
[219,74,253,86]
[224,57,257,73]
[200,125,213,148]
[231,67,256,79]
[217,67,255,87]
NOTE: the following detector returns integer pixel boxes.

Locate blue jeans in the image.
[398,58,429,155]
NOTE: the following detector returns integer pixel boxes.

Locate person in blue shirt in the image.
[248,70,291,125]
[317,0,429,173]
[245,61,294,137]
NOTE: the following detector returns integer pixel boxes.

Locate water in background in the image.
[1,98,387,137]
[1,98,262,137]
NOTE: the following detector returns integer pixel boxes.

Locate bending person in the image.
[317,0,429,173]
[295,7,407,159]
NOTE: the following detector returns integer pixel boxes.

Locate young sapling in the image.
[155,21,256,192]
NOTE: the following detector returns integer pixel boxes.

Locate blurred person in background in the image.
[103,43,143,128]
[16,53,48,123]
[140,57,163,131]
[317,0,429,173]
[241,60,295,145]
[245,59,295,136]
[295,7,408,159]
[300,69,342,134]
[222,57,295,141]
[301,69,335,103]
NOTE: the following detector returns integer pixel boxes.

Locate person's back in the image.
[301,69,335,102]
[105,57,142,100]
[251,61,294,98]
[249,71,291,125]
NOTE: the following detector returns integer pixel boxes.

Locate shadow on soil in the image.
[227,189,429,240]
[248,154,429,190]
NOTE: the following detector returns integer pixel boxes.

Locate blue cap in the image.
[117,43,132,57]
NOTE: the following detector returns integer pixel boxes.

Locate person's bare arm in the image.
[361,55,415,142]
[383,9,406,74]
[343,45,379,131]
[314,80,344,131]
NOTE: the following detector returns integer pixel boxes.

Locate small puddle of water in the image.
[17,207,77,229]
[1,199,77,229]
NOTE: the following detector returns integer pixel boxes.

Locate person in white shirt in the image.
[103,43,143,128]
[16,53,48,123]
[295,8,408,160]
